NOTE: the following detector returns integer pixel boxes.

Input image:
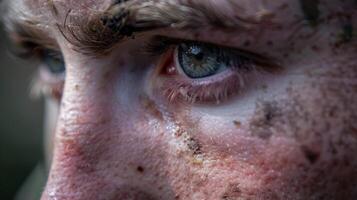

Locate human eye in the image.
[145,36,280,105]
[12,43,66,98]
[41,50,66,76]
[34,49,66,99]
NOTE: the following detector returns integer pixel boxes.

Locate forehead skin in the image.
[8,0,303,31]
[5,0,357,200]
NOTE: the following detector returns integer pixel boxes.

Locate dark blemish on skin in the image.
[267,40,274,46]
[311,45,320,52]
[186,137,202,155]
[278,3,289,11]
[249,101,282,139]
[233,120,242,128]
[350,126,357,140]
[170,113,206,160]
[299,0,320,27]
[301,145,320,164]
[221,183,241,200]
[173,121,204,156]
[141,95,164,120]
[261,84,268,91]
[243,40,251,47]
[136,166,144,173]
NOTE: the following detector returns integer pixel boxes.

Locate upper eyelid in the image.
[10,39,62,62]
[145,35,282,73]
[53,1,263,56]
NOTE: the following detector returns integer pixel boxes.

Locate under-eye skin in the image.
[11,41,66,77]
[146,37,280,104]
[10,43,65,97]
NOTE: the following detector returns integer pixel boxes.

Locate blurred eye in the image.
[43,51,65,75]
[10,42,66,99]
[35,51,65,99]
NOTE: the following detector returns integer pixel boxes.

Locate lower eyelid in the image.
[36,67,65,99]
[177,70,236,85]
[39,65,65,83]
[154,71,245,104]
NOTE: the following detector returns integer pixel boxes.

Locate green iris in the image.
[178,43,228,79]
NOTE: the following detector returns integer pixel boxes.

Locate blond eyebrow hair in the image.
[58,0,268,56]
[1,0,59,56]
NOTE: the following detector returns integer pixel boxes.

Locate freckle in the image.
[74,84,80,91]
[301,145,320,164]
[266,40,274,46]
[136,166,144,173]
[243,40,251,47]
[249,101,281,139]
[233,120,242,128]
[311,45,320,52]
[278,3,289,10]
[261,84,268,91]
[103,68,115,81]
[221,183,241,200]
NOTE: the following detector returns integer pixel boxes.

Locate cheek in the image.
[168,56,357,198]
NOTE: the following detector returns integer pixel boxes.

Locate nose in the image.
[39,59,159,199]
[40,61,114,199]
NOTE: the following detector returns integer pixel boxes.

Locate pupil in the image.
[188,46,204,61]
[178,43,224,79]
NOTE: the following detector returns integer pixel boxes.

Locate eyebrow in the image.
[56,0,268,56]
[4,0,279,57]
[1,1,59,56]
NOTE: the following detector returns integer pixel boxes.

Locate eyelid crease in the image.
[5,19,60,60]
[150,36,283,105]
[144,36,282,73]
[10,40,62,63]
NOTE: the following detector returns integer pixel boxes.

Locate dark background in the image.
[0,13,45,200]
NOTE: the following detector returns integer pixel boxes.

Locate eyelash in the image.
[145,36,279,104]
[13,36,278,104]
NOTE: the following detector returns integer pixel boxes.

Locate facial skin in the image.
[3,0,357,199]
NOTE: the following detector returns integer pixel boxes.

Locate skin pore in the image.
[2,0,357,199]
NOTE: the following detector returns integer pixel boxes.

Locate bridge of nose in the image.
[41,58,176,199]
